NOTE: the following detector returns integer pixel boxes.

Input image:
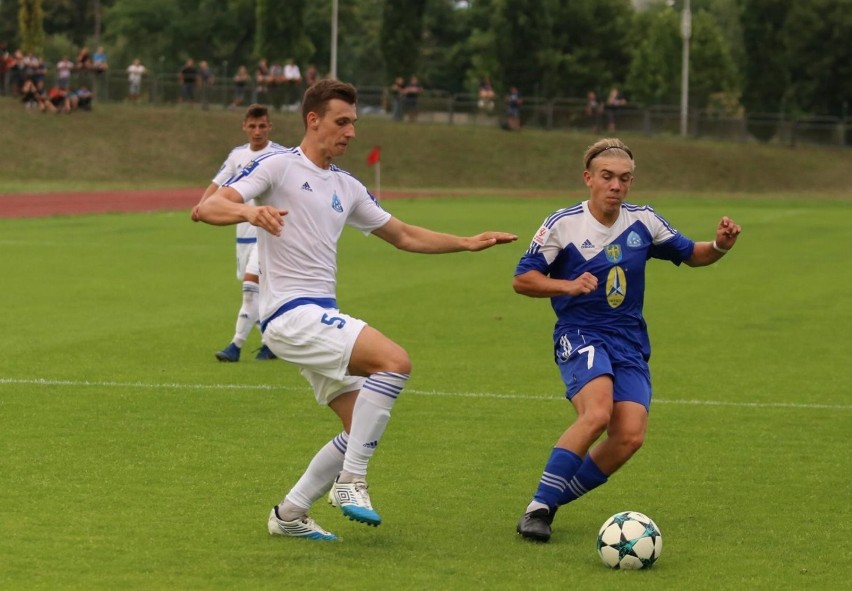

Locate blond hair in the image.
[583,138,634,170]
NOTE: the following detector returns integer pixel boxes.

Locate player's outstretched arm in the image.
[191,182,220,221]
[372,217,517,253]
[685,215,742,267]
[196,186,288,236]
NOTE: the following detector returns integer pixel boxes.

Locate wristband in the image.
[712,241,729,254]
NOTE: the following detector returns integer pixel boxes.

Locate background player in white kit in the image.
[192,103,285,362]
[196,79,517,541]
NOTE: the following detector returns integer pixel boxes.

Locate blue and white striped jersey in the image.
[515,200,694,355]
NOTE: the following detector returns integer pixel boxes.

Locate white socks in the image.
[342,372,409,477]
[232,280,259,347]
[279,432,349,520]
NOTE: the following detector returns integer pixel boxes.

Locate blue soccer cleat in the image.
[215,342,241,362]
[254,345,277,360]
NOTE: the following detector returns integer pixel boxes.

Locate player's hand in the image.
[465,231,518,251]
[566,272,598,296]
[247,206,289,236]
[190,204,201,222]
[715,216,742,250]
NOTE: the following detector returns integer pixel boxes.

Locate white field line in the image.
[1,377,849,411]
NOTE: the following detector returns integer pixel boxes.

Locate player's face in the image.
[243,116,271,150]
[315,99,357,159]
[584,156,634,218]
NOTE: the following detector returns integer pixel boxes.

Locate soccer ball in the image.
[597,511,662,570]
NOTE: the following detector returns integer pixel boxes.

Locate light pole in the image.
[680,0,692,137]
[330,0,338,80]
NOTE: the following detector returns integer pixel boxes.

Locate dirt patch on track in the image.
[0,188,204,218]
[0,188,560,219]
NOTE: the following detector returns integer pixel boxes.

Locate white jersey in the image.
[224,147,392,322]
[212,141,286,242]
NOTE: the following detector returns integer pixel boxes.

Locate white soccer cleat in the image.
[330,479,381,526]
[267,507,337,541]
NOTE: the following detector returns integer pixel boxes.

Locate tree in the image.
[381,0,427,84]
[740,0,791,114]
[783,0,852,117]
[625,6,680,106]
[18,0,45,54]
[626,4,739,110]
[255,0,314,65]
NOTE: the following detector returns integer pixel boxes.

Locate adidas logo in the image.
[581,239,595,249]
[301,182,312,192]
[363,440,378,449]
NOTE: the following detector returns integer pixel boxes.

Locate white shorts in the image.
[236,242,260,279]
[263,303,367,405]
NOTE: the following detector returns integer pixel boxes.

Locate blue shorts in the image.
[554,329,652,410]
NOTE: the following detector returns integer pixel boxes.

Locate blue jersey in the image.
[515,200,694,358]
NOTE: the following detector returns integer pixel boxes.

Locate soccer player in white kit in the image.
[197,80,518,541]
[192,104,285,362]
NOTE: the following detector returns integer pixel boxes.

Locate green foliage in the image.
[783,0,852,117]
[381,0,428,84]
[627,4,739,109]
[689,11,740,109]
[626,7,681,106]
[18,0,45,54]
[0,196,850,590]
[255,0,314,64]
[740,0,792,114]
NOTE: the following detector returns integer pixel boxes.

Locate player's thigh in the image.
[235,242,254,280]
[556,332,614,401]
[608,401,648,443]
[348,325,411,376]
[244,244,260,278]
[264,305,366,380]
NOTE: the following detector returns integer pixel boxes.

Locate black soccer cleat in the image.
[516,507,557,543]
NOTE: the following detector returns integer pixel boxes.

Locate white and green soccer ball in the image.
[597,511,663,570]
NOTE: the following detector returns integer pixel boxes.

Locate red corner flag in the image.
[367,146,381,166]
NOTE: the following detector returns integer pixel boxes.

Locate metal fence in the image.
[15,70,852,149]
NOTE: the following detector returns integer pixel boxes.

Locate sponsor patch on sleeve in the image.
[531,225,551,246]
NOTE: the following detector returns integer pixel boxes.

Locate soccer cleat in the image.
[254,345,277,360]
[517,507,557,543]
[267,507,337,541]
[330,478,381,526]
[215,342,241,362]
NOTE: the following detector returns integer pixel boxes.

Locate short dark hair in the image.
[301,79,357,127]
[244,103,269,121]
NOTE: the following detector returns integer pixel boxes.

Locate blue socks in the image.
[532,448,583,508]
[557,454,609,506]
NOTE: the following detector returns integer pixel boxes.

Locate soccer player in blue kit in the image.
[514,138,741,542]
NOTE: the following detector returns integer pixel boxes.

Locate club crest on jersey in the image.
[606,266,627,308]
[604,244,622,263]
[627,231,643,248]
[532,225,550,246]
[241,160,259,176]
[331,192,343,213]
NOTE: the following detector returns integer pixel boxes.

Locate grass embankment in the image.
[1,95,850,197]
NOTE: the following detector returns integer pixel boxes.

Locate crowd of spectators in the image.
[2,44,94,113]
[1,42,625,134]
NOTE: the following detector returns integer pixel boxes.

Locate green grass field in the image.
[1,195,850,590]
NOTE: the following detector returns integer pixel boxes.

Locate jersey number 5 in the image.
[321,313,346,329]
